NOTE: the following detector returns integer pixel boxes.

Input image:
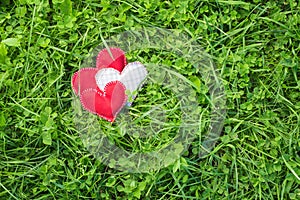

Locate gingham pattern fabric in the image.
[95,68,120,91]
[95,62,147,92]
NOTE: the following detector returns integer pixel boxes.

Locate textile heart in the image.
[80,81,127,122]
[95,62,147,93]
[96,47,127,72]
[72,68,98,95]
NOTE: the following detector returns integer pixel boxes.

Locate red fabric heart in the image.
[71,68,98,95]
[80,81,127,122]
[96,47,127,72]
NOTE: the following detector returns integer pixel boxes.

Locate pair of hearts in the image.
[72,48,147,122]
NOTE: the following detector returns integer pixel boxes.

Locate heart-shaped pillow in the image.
[80,81,127,122]
[96,47,127,72]
[72,68,98,95]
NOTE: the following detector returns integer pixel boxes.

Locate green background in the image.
[0,0,299,199]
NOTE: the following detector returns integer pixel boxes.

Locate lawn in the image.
[0,0,299,199]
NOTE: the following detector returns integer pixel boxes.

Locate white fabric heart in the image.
[95,61,147,93]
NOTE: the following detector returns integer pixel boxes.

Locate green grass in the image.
[0,0,300,199]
